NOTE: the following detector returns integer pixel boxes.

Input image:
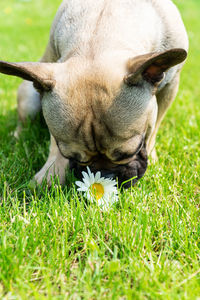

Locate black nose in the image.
[69,146,148,189]
[100,170,115,179]
[116,147,148,189]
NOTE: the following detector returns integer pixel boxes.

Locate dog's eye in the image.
[76,160,93,166]
[112,151,135,162]
[113,150,135,162]
[57,143,92,165]
[67,156,93,166]
[112,138,144,162]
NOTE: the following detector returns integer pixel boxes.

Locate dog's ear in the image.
[0,61,56,91]
[124,48,187,86]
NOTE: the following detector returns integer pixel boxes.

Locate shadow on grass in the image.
[0,109,77,203]
[0,110,48,190]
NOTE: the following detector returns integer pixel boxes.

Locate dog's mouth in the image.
[69,146,148,189]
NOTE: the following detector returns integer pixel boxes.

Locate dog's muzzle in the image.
[69,147,148,189]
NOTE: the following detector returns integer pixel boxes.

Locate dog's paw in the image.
[150,148,158,164]
[34,156,69,186]
[13,124,22,139]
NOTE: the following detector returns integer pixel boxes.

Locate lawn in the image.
[0,0,199,299]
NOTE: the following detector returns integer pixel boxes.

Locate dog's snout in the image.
[69,146,148,189]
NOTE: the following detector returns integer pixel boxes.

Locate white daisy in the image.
[75,167,118,210]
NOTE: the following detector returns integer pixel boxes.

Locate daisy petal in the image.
[86,167,92,177]
[94,171,101,181]
[75,181,85,188]
[77,186,88,192]
[82,171,90,181]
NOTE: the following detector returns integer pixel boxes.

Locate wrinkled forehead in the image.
[42,94,149,151]
[104,82,154,129]
[42,65,154,145]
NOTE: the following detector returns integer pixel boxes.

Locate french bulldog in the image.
[0,0,188,188]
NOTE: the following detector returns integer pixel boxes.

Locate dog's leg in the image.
[14,81,41,138]
[17,81,41,120]
[34,134,69,186]
[147,72,180,159]
[15,43,58,137]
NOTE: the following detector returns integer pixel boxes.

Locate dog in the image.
[0,0,188,188]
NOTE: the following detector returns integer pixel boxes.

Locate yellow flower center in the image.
[90,183,104,200]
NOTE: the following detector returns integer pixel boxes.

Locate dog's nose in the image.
[100,170,115,179]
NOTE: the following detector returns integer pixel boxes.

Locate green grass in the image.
[0,0,200,299]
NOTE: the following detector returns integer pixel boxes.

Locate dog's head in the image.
[0,48,187,188]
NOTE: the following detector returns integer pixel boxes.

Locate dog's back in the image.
[50,0,188,63]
